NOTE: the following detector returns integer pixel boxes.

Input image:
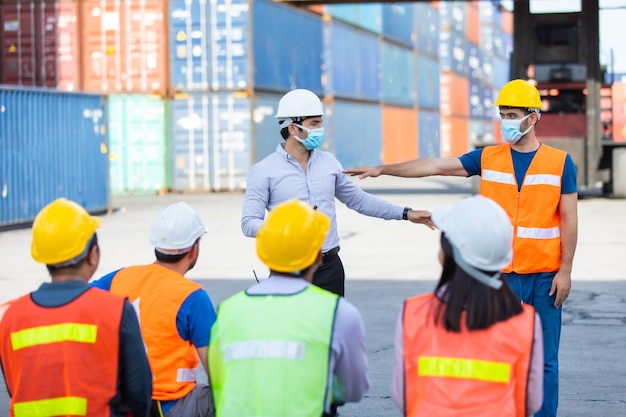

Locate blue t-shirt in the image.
[458,146,577,193]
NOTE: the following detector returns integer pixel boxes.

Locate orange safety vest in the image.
[402,294,535,417]
[0,288,124,417]
[480,144,566,273]
[111,264,202,401]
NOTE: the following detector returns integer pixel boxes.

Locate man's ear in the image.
[86,245,100,267]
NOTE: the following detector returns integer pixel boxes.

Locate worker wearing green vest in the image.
[208,199,369,417]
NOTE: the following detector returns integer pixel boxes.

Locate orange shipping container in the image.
[465,2,480,46]
[493,120,504,144]
[58,0,81,91]
[441,116,469,158]
[80,0,167,95]
[613,82,626,142]
[382,106,418,163]
[440,71,470,118]
[501,8,514,35]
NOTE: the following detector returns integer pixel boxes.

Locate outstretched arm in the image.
[343,157,468,179]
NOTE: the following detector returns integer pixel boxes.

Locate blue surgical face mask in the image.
[294,124,325,150]
[500,113,533,144]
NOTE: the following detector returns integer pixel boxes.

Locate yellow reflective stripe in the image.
[11,323,97,351]
[14,396,87,417]
[418,356,511,383]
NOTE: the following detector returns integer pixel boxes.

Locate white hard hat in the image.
[149,202,207,255]
[275,89,324,120]
[433,196,513,287]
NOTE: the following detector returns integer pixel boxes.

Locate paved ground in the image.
[1,176,625,415]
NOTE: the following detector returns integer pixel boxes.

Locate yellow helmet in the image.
[256,200,330,273]
[495,79,543,110]
[31,198,102,266]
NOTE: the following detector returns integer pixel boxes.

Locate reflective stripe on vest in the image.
[11,323,97,351]
[418,356,511,383]
[480,144,566,273]
[14,396,87,417]
[224,340,306,362]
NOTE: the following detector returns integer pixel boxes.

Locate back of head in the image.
[149,202,207,255]
[31,198,102,267]
[495,79,543,112]
[256,200,330,274]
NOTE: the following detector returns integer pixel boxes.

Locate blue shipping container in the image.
[479,1,502,28]
[253,0,323,94]
[331,100,382,168]
[440,30,469,77]
[325,22,380,101]
[469,83,487,119]
[417,55,440,110]
[328,3,382,34]
[439,1,467,35]
[415,3,439,57]
[381,42,414,106]
[493,56,510,88]
[169,0,249,91]
[418,110,441,158]
[252,93,284,162]
[0,87,108,226]
[382,3,414,48]
[469,119,495,146]
[170,92,251,191]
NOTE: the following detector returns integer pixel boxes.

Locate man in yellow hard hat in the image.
[0,198,152,417]
[210,199,369,417]
[344,79,578,417]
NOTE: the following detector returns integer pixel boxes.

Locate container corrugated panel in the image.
[1,0,38,86]
[493,120,503,143]
[169,0,249,92]
[439,30,469,77]
[480,24,509,60]
[382,3,414,48]
[440,71,469,117]
[57,0,80,91]
[441,115,470,158]
[439,1,466,35]
[468,42,485,82]
[325,22,380,102]
[501,8,514,35]
[253,0,323,94]
[252,93,284,162]
[381,42,414,106]
[81,0,167,95]
[492,56,510,88]
[416,54,440,110]
[478,1,501,27]
[469,82,493,119]
[465,2,480,45]
[328,3,382,34]
[108,95,167,195]
[382,105,418,163]
[612,82,626,141]
[469,119,495,146]
[331,100,382,168]
[171,92,251,192]
[415,3,439,57]
[0,87,108,226]
[418,110,441,158]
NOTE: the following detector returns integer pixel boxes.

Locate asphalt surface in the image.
[1,176,625,416]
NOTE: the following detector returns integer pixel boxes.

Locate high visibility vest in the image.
[402,294,535,417]
[111,264,202,401]
[0,288,124,417]
[480,144,567,273]
[209,285,338,417]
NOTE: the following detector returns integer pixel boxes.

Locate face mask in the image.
[294,124,325,150]
[500,113,533,144]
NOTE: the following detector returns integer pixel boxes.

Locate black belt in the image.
[322,246,340,263]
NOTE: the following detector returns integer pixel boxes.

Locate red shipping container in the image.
[612,82,626,142]
[0,0,39,86]
[440,71,469,118]
[441,115,469,158]
[80,0,167,95]
[382,105,418,163]
[501,8,514,35]
[465,2,480,46]
[56,0,80,91]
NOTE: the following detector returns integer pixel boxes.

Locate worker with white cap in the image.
[392,195,544,416]
[92,202,216,417]
[0,198,152,417]
[242,88,434,296]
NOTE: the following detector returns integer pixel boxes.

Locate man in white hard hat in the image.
[92,202,216,417]
[241,89,435,296]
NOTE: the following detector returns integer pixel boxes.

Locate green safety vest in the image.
[209,285,339,417]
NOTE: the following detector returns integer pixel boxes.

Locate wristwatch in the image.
[403,207,411,220]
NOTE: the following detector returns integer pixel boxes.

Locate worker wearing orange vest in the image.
[91,202,216,417]
[392,195,544,417]
[345,79,578,417]
[0,198,152,417]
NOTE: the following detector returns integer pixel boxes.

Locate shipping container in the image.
[0,87,108,227]
[480,24,510,60]
[469,82,493,119]
[253,0,323,94]
[466,2,480,45]
[108,95,168,194]
[415,3,439,57]
[418,110,441,158]
[252,92,285,161]
[381,42,414,106]
[170,92,251,192]
[439,1,466,35]
[168,0,249,92]
[469,118,495,146]
[612,82,626,142]
[1,0,39,86]
[439,30,469,77]
[80,0,167,95]
[325,21,380,101]
[328,3,382,34]
[468,42,485,82]
[382,105,418,163]
[478,1,502,28]
[441,115,470,157]
[330,100,382,168]
[416,54,440,110]
[57,0,80,91]
[493,120,504,143]
[492,55,510,88]
[440,71,469,117]
[382,3,414,48]
[501,8,514,35]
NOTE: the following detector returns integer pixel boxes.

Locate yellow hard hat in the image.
[31,198,102,266]
[495,79,543,110]
[256,200,330,273]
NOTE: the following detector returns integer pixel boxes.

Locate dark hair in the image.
[279,116,319,140]
[46,233,99,274]
[154,238,200,263]
[432,234,523,332]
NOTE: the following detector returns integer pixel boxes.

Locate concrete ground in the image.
[1,176,625,415]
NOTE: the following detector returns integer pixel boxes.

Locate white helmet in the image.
[149,202,207,255]
[432,196,513,288]
[275,89,324,120]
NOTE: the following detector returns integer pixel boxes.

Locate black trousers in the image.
[312,247,345,297]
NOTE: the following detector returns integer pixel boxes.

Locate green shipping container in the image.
[108,95,169,194]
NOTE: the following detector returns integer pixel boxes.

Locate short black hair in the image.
[154,238,200,263]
